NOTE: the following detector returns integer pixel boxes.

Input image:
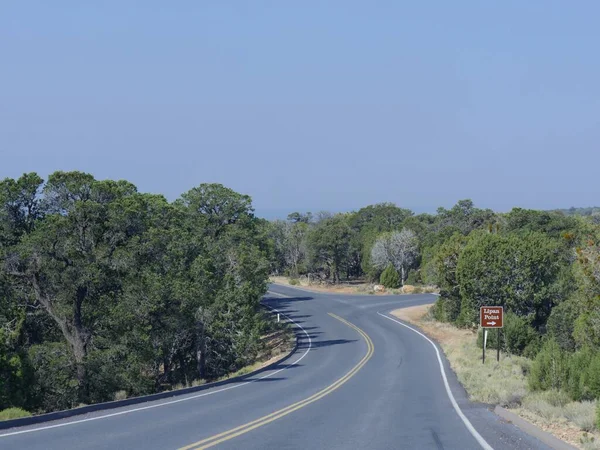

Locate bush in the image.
[547,299,579,351]
[474,313,540,357]
[477,327,500,350]
[529,339,569,392]
[113,390,128,401]
[583,354,600,400]
[288,278,299,286]
[379,265,400,289]
[567,347,596,401]
[0,407,32,421]
[405,270,421,286]
[503,313,540,356]
[563,401,597,432]
[28,342,79,413]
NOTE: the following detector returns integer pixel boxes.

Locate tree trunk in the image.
[30,272,91,402]
[401,266,406,286]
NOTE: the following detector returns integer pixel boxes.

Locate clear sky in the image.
[1,1,599,218]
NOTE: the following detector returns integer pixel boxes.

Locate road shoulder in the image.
[390,305,580,450]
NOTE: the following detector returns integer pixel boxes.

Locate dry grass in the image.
[269,276,439,295]
[113,390,128,401]
[392,304,600,449]
[0,407,32,421]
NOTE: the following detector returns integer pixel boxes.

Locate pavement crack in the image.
[430,429,445,450]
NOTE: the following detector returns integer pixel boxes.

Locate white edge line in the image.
[377,311,493,450]
[0,292,311,438]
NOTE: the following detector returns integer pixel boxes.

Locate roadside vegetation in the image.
[0,172,291,417]
[3,171,600,435]
[270,202,600,447]
[395,305,599,449]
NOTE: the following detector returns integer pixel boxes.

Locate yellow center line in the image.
[178,313,374,450]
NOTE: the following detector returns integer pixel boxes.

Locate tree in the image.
[370,229,419,284]
[504,208,579,238]
[456,231,565,328]
[347,204,413,279]
[287,212,312,224]
[307,215,352,283]
[379,264,400,289]
[284,222,308,277]
[178,184,254,239]
[434,199,496,236]
[432,233,468,322]
[3,172,148,401]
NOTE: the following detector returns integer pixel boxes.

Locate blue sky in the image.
[1,1,598,219]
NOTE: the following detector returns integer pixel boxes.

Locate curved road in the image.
[0,284,550,450]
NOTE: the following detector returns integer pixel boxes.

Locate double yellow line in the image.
[179,313,374,450]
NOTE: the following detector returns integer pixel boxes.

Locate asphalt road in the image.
[0,284,551,450]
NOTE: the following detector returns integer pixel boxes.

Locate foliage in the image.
[504,313,540,356]
[307,215,352,283]
[529,341,600,402]
[379,264,400,289]
[547,298,580,351]
[0,173,271,414]
[370,229,419,284]
[0,407,31,421]
[433,233,467,322]
[504,208,580,238]
[457,231,565,328]
[529,339,569,392]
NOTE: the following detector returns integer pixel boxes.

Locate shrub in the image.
[432,298,445,321]
[477,327,500,350]
[583,354,600,400]
[405,270,421,286]
[0,407,32,421]
[113,390,128,401]
[475,313,539,357]
[503,312,540,356]
[432,296,461,323]
[379,265,400,289]
[529,339,569,392]
[288,278,299,286]
[547,298,579,351]
[28,342,79,413]
[563,401,597,432]
[596,401,600,432]
[567,347,596,401]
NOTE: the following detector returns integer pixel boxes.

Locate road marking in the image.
[0,302,311,439]
[377,312,493,450]
[179,313,374,450]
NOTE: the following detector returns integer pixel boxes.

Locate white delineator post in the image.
[483,329,488,364]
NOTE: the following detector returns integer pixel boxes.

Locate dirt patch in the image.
[391,305,598,450]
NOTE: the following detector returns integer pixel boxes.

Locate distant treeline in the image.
[552,206,600,217]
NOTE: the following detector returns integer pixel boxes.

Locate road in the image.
[0,284,551,450]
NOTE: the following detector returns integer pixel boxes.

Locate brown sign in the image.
[480,306,503,328]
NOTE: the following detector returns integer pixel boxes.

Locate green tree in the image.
[347,203,413,280]
[307,215,352,283]
[432,233,468,322]
[457,231,565,328]
[4,172,148,401]
[379,264,400,289]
